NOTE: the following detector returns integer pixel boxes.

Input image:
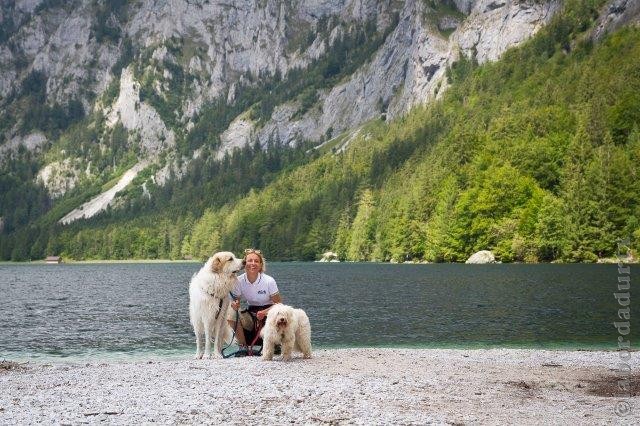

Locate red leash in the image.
[247,320,263,357]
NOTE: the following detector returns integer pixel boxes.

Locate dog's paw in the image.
[194,353,203,360]
[282,354,292,362]
[208,352,222,360]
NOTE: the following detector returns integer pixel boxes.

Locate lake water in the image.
[0,262,635,361]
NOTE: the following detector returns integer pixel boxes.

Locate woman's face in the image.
[244,253,262,274]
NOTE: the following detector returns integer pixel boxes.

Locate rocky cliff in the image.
[0,0,564,222]
[246,0,560,153]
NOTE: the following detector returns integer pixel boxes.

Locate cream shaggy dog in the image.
[189,251,243,359]
[261,303,312,361]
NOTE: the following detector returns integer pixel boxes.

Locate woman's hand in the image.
[256,310,266,320]
[231,299,240,311]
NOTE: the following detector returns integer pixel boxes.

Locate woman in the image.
[227,249,282,348]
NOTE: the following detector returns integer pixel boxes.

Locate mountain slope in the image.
[1,0,639,261]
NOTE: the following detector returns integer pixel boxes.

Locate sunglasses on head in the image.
[244,248,262,255]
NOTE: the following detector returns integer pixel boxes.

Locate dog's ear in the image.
[211,255,222,273]
[266,313,275,327]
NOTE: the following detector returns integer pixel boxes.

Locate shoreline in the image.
[1,259,638,265]
[0,259,200,265]
[1,348,637,424]
[1,344,632,364]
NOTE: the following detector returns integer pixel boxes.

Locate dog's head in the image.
[210,251,244,276]
[266,303,295,330]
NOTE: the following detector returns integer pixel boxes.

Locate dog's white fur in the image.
[189,251,243,359]
[261,303,312,361]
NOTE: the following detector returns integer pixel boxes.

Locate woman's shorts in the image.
[227,304,272,331]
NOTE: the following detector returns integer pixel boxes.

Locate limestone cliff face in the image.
[0,0,566,218]
[454,0,560,63]
[1,1,398,192]
[246,0,561,153]
[106,67,176,155]
[592,0,640,40]
[0,0,117,104]
[127,0,386,76]
[1,0,397,135]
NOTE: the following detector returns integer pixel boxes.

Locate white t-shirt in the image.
[231,272,279,306]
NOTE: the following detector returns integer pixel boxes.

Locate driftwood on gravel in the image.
[0,360,28,372]
[84,411,123,417]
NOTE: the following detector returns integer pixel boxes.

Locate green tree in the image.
[190,209,222,260]
[347,189,376,261]
[424,175,459,262]
[334,212,352,260]
[534,194,569,261]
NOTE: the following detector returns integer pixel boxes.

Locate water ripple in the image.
[0,262,634,360]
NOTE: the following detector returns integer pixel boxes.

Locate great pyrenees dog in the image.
[189,251,243,359]
[261,303,312,361]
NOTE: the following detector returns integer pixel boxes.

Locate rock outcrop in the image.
[318,251,339,262]
[218,115,255,159]
[592,0,640,40]
[2,0,557,153]
[106,67,176,155]
[37,158,84,199]
[465,250,496,264]
[0,132,47,163]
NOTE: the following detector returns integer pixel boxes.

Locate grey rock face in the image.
[1,0,384,139]
[226,0,559,156]
[3,0,556,152]
[438,15,462,32]
[219,115,254,159]
[453,0,476,15]
[15,0,42,15]
[0,132,48,164]
[0,1,118,104]
[106,67,176,155]
[592,0,640,40]
[124,0,395,115]
[242,0,435,153]
[453,0,561,64]
[36,157,85,199]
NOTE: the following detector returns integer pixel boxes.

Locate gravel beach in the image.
[1,348,637,424]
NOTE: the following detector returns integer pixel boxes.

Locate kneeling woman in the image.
[228,249,282,348]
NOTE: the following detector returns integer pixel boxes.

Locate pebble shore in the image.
[1,348,637,424]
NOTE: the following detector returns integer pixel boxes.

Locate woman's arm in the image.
[230,298,241,311]
[256,293,282,320]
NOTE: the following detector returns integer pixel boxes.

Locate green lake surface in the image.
[0,262,635,360]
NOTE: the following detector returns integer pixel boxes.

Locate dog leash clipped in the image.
[214,298,224,320]
[246,319,263,357]
[221,293,239,359]
[221,293,263,358]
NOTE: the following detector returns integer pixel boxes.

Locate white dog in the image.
[189,251,243,359]
[261,303,312,361]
